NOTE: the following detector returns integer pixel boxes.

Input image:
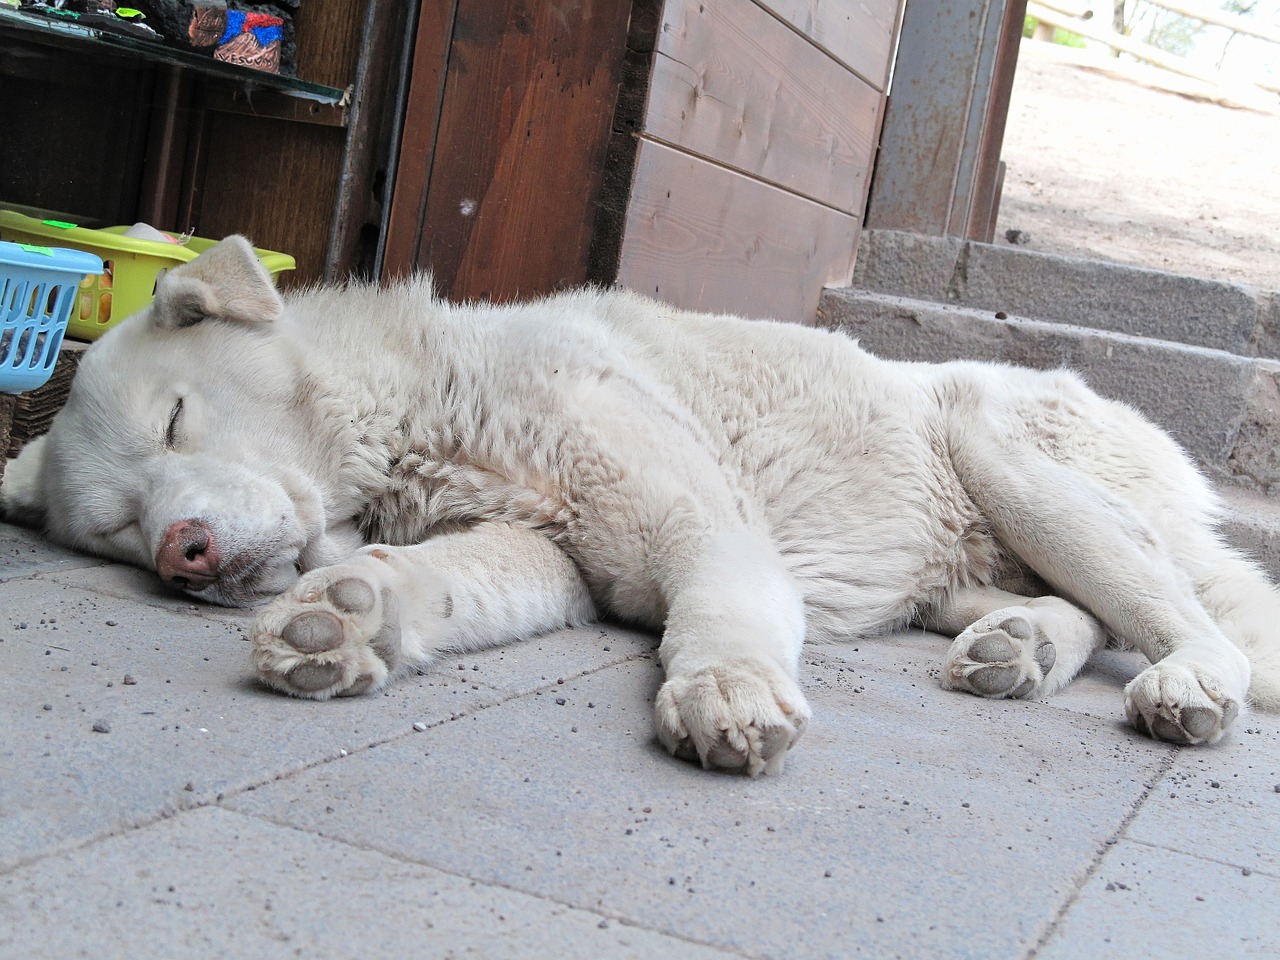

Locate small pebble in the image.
[105,620,117,627]
[123,674,137,686]
[184,782,194,792]
[1210,781,1221,789]
[1243,867,1252,876]
[597,920,609,930]
[412,722,427,733]
[42,704,52,711]
[91,720,111,734]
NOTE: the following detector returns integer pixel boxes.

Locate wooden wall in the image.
[383,0,635,302]
[597,0,902,323]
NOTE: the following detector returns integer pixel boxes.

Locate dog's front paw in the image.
[251,567,402,699]
[1125,659,1241,745]
[655,659,810,776]
[943,609,1056,699]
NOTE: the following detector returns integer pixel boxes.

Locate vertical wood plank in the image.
[414,0,633,302]
[382,0,459,279]
[615,140,859,323]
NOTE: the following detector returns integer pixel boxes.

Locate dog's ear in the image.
[0,434,50,528]
[152,235,284,330]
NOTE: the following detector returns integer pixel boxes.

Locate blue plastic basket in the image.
[1,240,104,394]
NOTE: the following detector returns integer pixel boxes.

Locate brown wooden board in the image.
[645,0,880,215]
[758,0,902,90]
[197,113,346,285]
[402,0,633,302]
[382,0,459,280]
[293,0,366,90]
[615,140,859,324]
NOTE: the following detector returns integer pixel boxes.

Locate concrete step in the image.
[852,229,1280,357]
[1218,486,1280,578]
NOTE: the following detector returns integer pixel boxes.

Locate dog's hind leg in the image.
[922,586,1108,699]
[949,419,1250,744]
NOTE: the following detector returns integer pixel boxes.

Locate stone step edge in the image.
[850,229,1280,358]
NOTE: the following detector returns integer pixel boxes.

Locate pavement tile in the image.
[225,649,1171,960]
[0,571,649,872]
[0,806,734,960]
[0,521,108,581]
[1123,715,1280,873]
[1036,839,1278,959]
[810,628,1152,733]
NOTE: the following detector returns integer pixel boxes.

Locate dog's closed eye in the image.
[164,398,185,450]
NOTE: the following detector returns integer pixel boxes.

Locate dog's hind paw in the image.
[943,609,1056,699]
[654,659,809,777]
[251,568,402,699]
[1125,659,1241,745]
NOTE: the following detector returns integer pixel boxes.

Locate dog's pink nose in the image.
[155,519,221,591]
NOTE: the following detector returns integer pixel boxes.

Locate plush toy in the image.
[15,1,299,76]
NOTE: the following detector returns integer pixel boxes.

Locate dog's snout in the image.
[156,519,221,591]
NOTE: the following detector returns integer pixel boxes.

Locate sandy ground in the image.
[997,41,1280,291]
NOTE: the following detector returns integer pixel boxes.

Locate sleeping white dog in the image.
[4,236,1278,775]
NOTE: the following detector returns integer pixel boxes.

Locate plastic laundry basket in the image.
[0,211,294,341]
[0,240,104,394]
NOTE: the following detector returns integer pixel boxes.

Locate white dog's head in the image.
[1,237,347,606]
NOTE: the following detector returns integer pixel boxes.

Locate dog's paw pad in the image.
[287,660,344,692]
[327,577,376,615]
[968,664,1022,696]
[1124,660,1242,745]
[944,608,1051,700]
[655,660,809,777]
[252,568,401,700]
[282,610,344,653]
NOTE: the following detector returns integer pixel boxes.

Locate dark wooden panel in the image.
[293,0,366,88]
[615,140,859,323]
[197,113,345,285]
[383,0,459,279]
[647,0,879,214]
[0,37,153,224]
[412,0,633,302]
[758,0,901,90]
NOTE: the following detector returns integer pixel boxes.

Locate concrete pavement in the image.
[1,519,1276,958]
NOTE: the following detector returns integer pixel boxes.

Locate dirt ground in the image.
[996,41,1280,291]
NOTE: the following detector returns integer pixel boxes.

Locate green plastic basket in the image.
[0,211,295,341]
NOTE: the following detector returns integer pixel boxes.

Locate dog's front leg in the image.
[651,527,811,777]
[250,523,596,699]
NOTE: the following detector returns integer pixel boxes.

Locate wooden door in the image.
[383,0,635,302]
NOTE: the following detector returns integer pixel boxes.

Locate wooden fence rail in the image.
[1029,0,1280,103]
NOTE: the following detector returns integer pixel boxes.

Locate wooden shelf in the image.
[0,7,346,107]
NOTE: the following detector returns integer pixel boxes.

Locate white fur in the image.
[4,236,1279,774]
